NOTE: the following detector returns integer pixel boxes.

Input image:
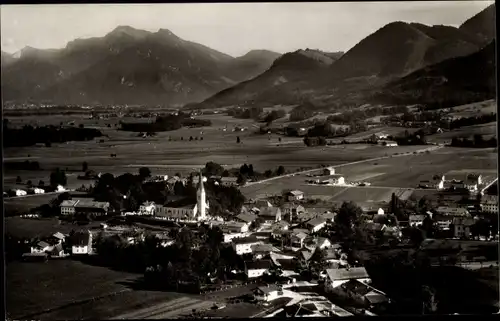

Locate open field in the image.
[5,217,102,239]
[426,122,497,143]
[447,99,497,118]
[6,260,139,319]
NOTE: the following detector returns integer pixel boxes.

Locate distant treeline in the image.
[120,113,211,132]
[450,135,497,148]
[227,106,264,119]
[3,161,41,171]
[3,122,103,148]
[327,105,409,124]
[449,113,496,130]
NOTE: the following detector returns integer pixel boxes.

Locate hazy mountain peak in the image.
[106,25,151,39]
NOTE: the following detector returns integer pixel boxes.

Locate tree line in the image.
[120,112,211,132]
[3,122,103,148]
[450,135,497,148]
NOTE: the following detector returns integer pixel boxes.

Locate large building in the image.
[60,199,110,216]
[156,170,209,221]
[481,195,498,214]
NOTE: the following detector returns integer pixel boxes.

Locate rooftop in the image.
[288,190,304,196]
[236,212,257,223]
[232,236,261,245]
[255,284,281,294]
[245,259,272,270]
[259,207,281,217]
[60,200,79,207]
[326,267,369,281]
[307,217,327,227]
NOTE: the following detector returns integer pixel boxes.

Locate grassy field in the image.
[6,260,140,319]
[447,99,497,118]
[4,217,102,239]
[426,122,497,143]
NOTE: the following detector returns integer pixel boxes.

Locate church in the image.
[157,170,210,221]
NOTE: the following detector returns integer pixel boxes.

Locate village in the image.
[6,159,499,319]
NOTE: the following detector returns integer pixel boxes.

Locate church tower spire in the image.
[196,169,207,220]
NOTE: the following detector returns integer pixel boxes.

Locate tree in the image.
[38,180,45,187]
[240,164,249,176]
[248,164,254,177]
[50,168,67,187]
[221,170,230,177]
[79,124,84,129]
[237,174,247,185]
[277,166,285,176]
[236,136,241,144]
[181,137,184,141]
[336,201,363,236]
[16,176,22,184]
[45,141,52,147]
[26,180,33,187]
[82,161,88,172]
[200,137,204,141]
[278,137,282,142]
[189,136,194,141]
[139,167,152,179]
[264,170,273,178]
[422,285,439,314]
[204,162,224,177]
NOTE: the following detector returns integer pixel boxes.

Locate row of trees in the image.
[227,106,264,119]
[120,112,211,132]
[450,135,497,148]
[3,122,103,147]
[4,160,41,171]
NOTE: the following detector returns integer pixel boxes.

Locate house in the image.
[291,231,308,248]
[481,195,498,213]
[287,190,304,201]
[156,234,175,247]
[220,177,239,187]
[436,206,470,217]
[139,201,156,215]
[251,243,276,260]
[259,207,282,223]
[232,236,263,255]
[324,267,371,292]
[60,200,79,215]
[323,167,335,176]
[223,232,248,244]
[409,214,426,227]
[14,189,27,196]
[434,214,453,230]
[50,243,65,257]
[253,284,282,301]
[245,260,272,278]
[316,237,333,250]
[340,279,390,309]
[31,241,52,253]
[71,230,93,255]
[321,211,336,223]
[281,203,306,221]
[222,221,249,233]
[307,217,327,233]
[467,173,483,185]
[272,220,290,232]
[432,174,446,190]
[235,212,258,225]
[52,232,66,243]
[452,217,475,239]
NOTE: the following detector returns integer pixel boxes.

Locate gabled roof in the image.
[365,291,389,304]
[60,200,79,207]
[251,243,275,253]
[232,236,261,245]
[254,200,273,208]
[245,260,272,270]
[51,243,64,254]
[71,231,91,245]
[53,232,65,240]
[326,267,369,281]
[221,177,238,182]
[301,249,315,261]
[292,232,308,240]
[307,217,327,227]
[37,241,50,248]
[236,212,257,223]
[342,279,371,296]
[288,190,304,196]
[259,207,281,217]
[255,284,280,294]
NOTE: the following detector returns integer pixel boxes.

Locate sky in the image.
[1,1,494,57]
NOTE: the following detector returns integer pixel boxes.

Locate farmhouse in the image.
[245,260,272,278]
[259,207,282,223]
[452,217,475,239]
[281,203,306,221]
[31,241,52,254]
[465,174,482,192]
[253,284,283,302]
[70,230,93,255]
[220,177,239,187]
[291,231,308,248]
[232,236,263,255]
[254,200,273,208]
[307,217,328,233]
[287,190,305,201]
[323,167,336,176]
[60,199,110,216]
[340,280,390,310]
[139,201,156,215]
[481,195,498,214]
[324,267,371,292]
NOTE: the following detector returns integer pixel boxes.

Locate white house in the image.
[31,241,52,253]
[307,217,328,233]
[324,267,371,292]
[432,174,446,190]
[139,201,156,215]
[316,237,333,249]
[60,200,79,215]
[323,167,335,176]
[14,189,27,196]
[409,214,426,227]
[287,190,304,201]
[377,208,385,215]
[481,195,498,214]
[253,284,282,301]
[232,236,263,255]
[71,230,93,255]
[245,260,272,278]
[383,141,398,147]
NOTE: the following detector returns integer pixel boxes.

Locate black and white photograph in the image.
[2,1,498,319]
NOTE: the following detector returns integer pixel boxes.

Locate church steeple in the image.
[196,169,207,220]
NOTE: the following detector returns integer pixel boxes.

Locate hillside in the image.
[194,49,344,109]
[1,51,17,67]
[373,40,496,107]
[1,27,278,106]
[459,4,496,44]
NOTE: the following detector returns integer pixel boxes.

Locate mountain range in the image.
[1,4,495,108]
[1,26,280,106]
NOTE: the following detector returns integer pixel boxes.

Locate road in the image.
[242,146,443,189]
[109,296,216,320]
